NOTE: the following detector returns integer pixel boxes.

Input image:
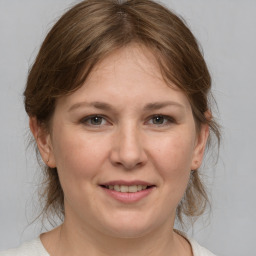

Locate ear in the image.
[190,119,210,171]
[29,117,56,168]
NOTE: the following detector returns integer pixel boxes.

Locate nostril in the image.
[109,136,147,170]
[111,158,145,170]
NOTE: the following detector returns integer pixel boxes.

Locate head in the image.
[25,0,220,230]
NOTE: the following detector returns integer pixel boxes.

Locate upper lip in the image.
[100,180,155,186]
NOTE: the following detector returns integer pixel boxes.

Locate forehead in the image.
[89,44,163,85]
[56,44,191,111]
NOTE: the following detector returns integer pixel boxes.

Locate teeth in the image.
[114,185,120,192]
[106,185,150,193]
[128,185,137,192]
[120,185,129,192]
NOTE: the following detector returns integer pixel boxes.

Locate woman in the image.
[1,0,220,255]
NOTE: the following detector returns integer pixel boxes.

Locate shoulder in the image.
[175,230,217,256]
[0,238,49,256]
[189,238,217,256]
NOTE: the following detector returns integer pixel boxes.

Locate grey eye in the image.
[90,116,103,125]
[81,115,109,127]
[152,115,165,124]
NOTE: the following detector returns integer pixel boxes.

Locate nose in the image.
[109,124,147,170]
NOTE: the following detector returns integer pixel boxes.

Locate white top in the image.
[0,237,216,256]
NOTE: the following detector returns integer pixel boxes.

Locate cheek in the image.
[51,130,111,212]
[145,133,195,215]
[52,128,109,181]
[148,132,195,201]
[166,138,193,189]
[151,133,195,174]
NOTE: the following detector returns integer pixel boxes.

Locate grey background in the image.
[0,0,255,255]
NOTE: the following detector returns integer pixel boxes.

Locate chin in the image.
[98,211,162,239]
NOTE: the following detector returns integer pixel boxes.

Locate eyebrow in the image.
[68,100,185,112]
[68,101,114,112]
[143,101,185,111]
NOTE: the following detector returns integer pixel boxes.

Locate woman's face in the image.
[37,44,208,238]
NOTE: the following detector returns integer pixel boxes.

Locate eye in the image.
[81,115,108,126]
[152,115,165,124]
[147,115,175,126]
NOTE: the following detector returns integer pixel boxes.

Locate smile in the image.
[101,184,153,193]
[100,181,156,203]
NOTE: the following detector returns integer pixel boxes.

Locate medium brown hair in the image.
[24,0,220,226]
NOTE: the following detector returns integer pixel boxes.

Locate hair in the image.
[24,0,220,226]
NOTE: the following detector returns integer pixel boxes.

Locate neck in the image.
[41,216,192,256]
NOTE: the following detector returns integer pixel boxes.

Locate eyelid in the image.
[79,114,176,127]
[146,114,176,126]
[80,114,110,126]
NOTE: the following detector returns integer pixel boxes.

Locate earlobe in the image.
[191,123,209,170]
[29,117,56,168]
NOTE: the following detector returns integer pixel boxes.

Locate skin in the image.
[30,44,209,256]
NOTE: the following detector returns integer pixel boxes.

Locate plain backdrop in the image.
[0,1,255,255]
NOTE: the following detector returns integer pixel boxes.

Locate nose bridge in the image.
[110,121,146,169]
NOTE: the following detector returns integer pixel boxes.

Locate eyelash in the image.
[147,115,176,126]
[80,114,175,127]
[80,115,109,126]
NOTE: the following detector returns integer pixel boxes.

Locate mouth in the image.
[100,184,155,193]
[99,181,156,203]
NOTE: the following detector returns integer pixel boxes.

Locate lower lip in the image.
[101,187,155,203]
